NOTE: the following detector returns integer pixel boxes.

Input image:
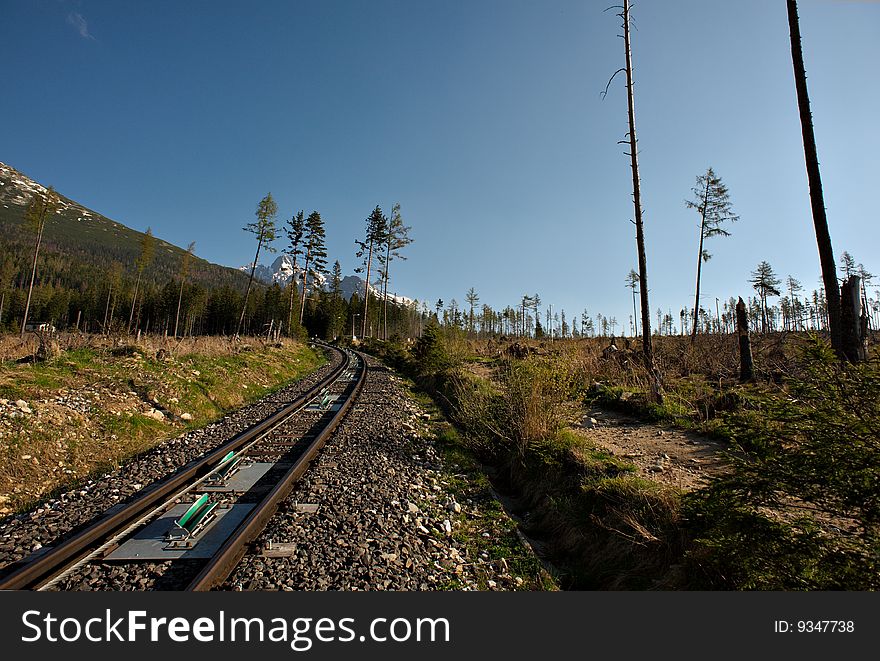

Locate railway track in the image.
[0,343,367,591]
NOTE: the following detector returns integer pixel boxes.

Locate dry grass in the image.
[0,333,325,514]
[0,331,285,364]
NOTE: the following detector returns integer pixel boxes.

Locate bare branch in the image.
[601,68,626,99]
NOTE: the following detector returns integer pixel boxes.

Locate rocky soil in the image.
[1,353,538,591]
[577,409,727,491]
[0,349,344,572]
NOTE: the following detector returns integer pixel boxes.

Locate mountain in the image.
[0,161,251,292]
[239,254,326,289]
[243,256,415,305]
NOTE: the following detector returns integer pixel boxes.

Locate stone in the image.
[180,413,193,421]
[407,501,419,514]
[584,417,598,429]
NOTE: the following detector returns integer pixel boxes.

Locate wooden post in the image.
[737,297,754,382]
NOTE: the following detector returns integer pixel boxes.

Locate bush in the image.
[411,323,452,376]
[685,339,880,589]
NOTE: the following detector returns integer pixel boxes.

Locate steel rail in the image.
[186,350,368,591]
[0,343,348,591]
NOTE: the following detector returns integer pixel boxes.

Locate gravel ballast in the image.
[0,352,540,591]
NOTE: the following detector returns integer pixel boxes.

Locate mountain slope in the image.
[0,161,250,292]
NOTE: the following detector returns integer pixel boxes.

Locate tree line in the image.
[0,184,427,342]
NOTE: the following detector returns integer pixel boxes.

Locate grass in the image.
[402,379,557,591]
[0,336,325,514]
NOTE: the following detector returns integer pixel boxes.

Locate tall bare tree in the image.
[626,269,640,337]
[236,193,278,338]
[21,186,59,337]
[787,0,842,358]
[102,261,122,334]
[465,287,480,335]
[379,203,412,340]
[128,227,156,334]
[686,167,739,339]
[355,206,387,338]
[174,241,196,338]
[604,0,661,401]
[0,256,15,329]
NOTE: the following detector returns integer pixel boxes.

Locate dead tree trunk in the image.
[840,276,867,362]
[737,297,754,382]
[787,0,843,359]
[621,0,662,402]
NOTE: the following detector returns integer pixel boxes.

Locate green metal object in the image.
[169,494,217,540]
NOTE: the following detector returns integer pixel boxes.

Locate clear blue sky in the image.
[2,0,878,331]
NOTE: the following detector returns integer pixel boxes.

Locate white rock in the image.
[180,412,193,421]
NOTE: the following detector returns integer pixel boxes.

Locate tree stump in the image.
[737,297,754,382]
[840,275,867,363]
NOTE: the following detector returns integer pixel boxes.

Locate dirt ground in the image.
[575,408,728,491]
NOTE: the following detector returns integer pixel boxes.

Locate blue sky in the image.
[2,0,878,331]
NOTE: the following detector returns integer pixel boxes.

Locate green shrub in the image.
[685,339,880,589]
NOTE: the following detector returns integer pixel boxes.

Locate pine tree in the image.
[128,226,156,334]
[839,251,856,279]
[751,261,782,333]
[686,167,739,339]
[299,211,327,327]
[236,193,278,338]
[354,206,387,338]
[532,293,542,337]
[379,203,412,340]
[284,211,305,335]
[465,287,480,335]
[328,260,344,339]
[626,269,640,336]
[786,275,803,330]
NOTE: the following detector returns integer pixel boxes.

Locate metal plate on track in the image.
[200,461,275,492]
[305,395,342,411]
[105,503,255,560]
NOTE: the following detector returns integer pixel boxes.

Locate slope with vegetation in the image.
[0,334,324,515]
[361,327,879,590]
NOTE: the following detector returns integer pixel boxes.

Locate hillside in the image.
[0,161,250,293]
